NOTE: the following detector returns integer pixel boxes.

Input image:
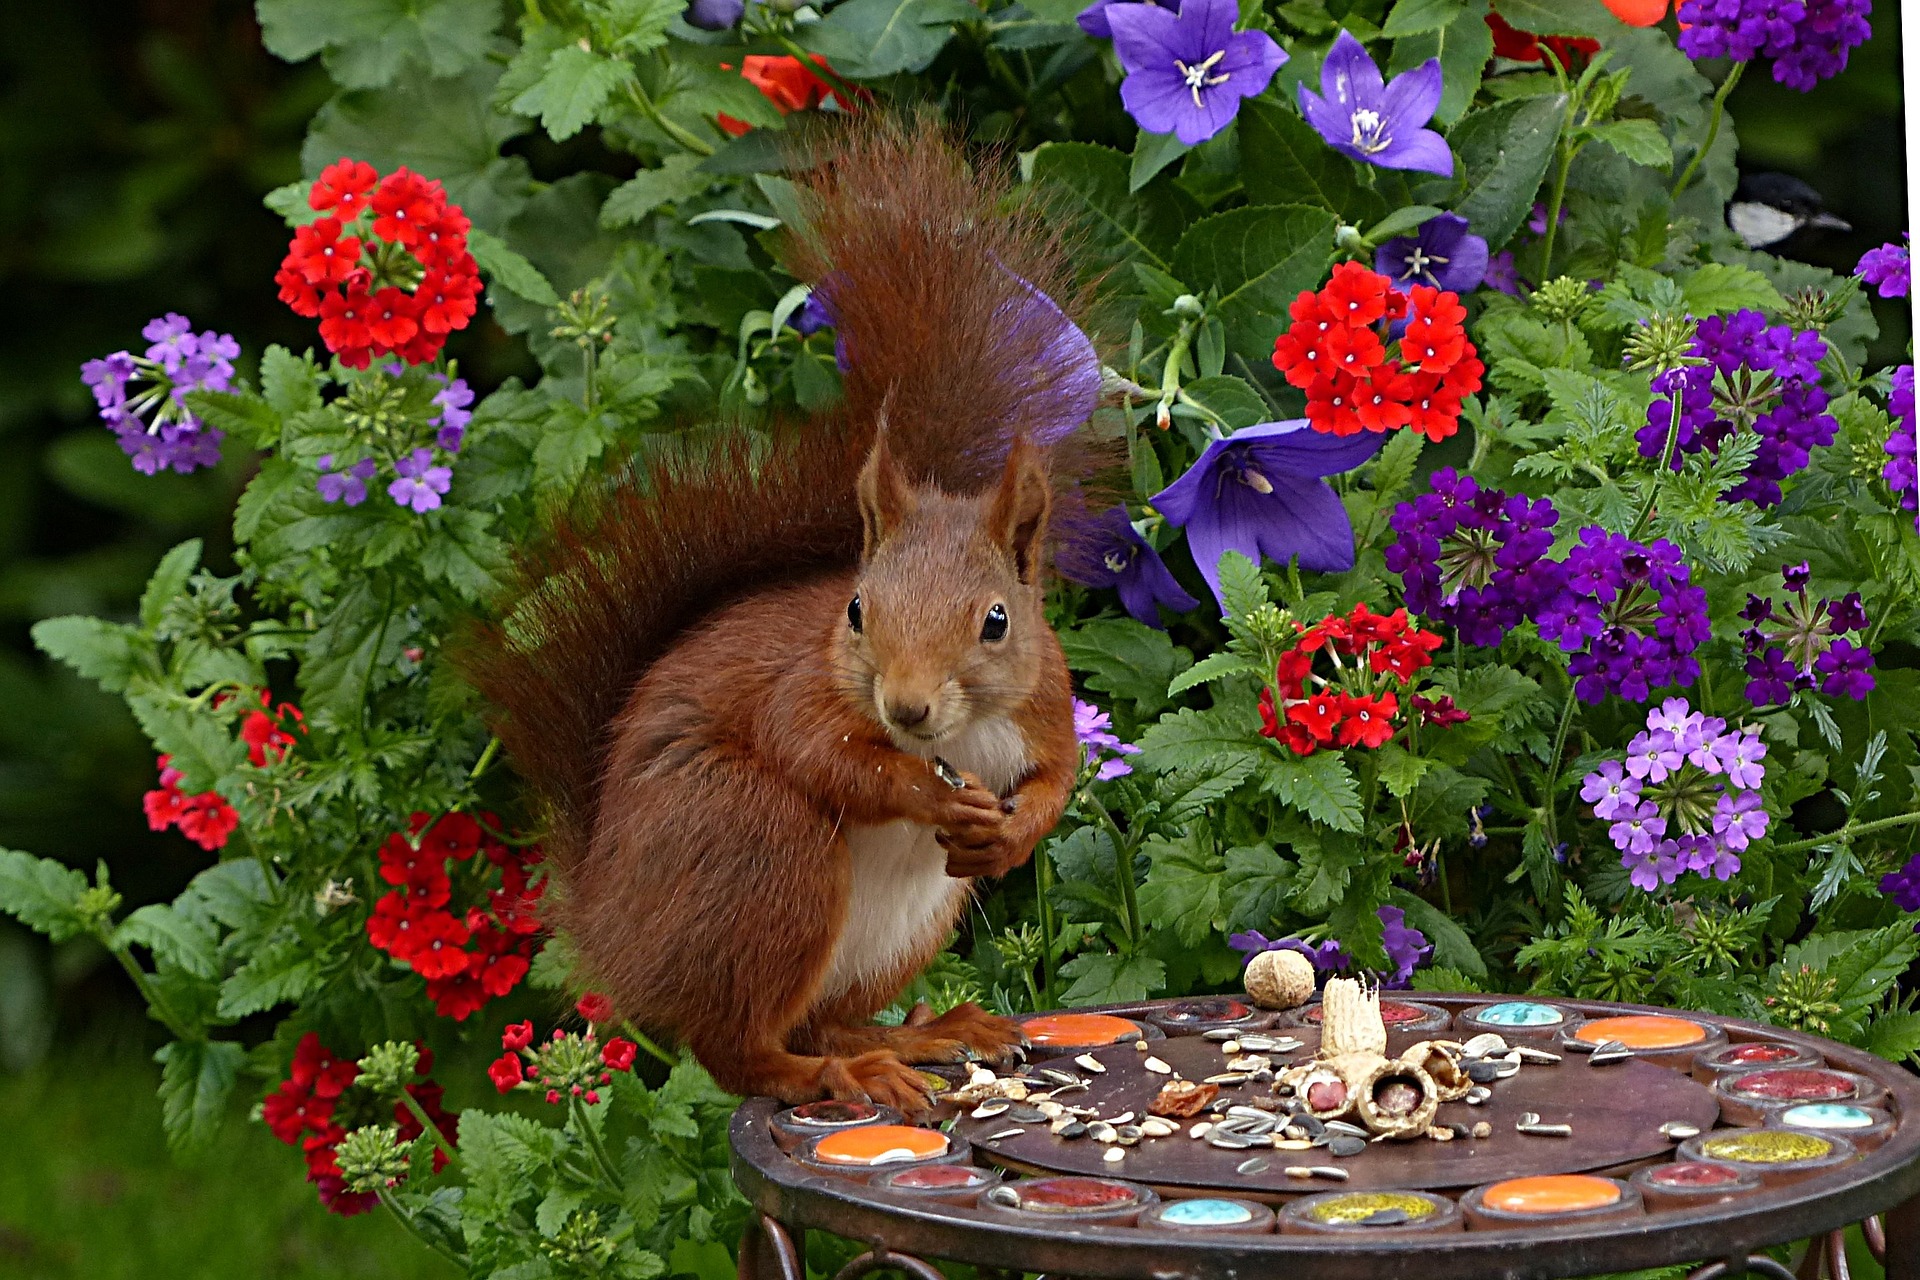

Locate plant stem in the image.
[398,1089,461,1170]
[102,941,190,1040]
[1772,811,1920,857]
[1673,62,1744,197]
[625,82,714,157]
[1082,790,1142,950]
[1630,388,1686,540]
[468,736,500,782]
[1541,691,1581,848]
[1034,841,1059,1006]
[570,1095,626,1188]
[619,1020,680,1070]
[1538,140,1578,282]
[377,1188,467,1268]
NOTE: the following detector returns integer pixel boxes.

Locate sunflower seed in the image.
[1108,1111,1136,1125]
[1519,1112,1541,1126]
[1323,1120,1369,1138]
[1285,1166,1350,1181]
[1237,1157,1272,1175]
[982,1128,1024,1141]
[1140,1118,1177,1138]
[1052,1119,1087,1139]
[1471,1122,1492,1139]
[1218,1040,1242,1055]
[1074,1054,1106,1074]
[1589,1041,1634,1066]
[1203,1028,1240,1042]
[1660,1121,1700,1141]
[1008,1105,1048,1124]
[1461,1034,1509,1058]
[1040,1068,1081,1087]
[1466,1060,1501,1084]
[987,1185,1021,1208]
[1516,1121,1572,1137]
[1492,1059,1521,1080]
[1116,1126,1143,1146]
[1513,1046,1562,1064]
[1427,1126,1455,1142]
[1205,1072,1251,1086]
[1089,1122,1118,1143]
[1037,1101,1064,1119]
[1275,1138,1314,1150]
[971,1101,1011,1119]
[1328,1135,1367,1157]
[1226,1055,1271,1072]
[1136,1040,1150,1052]
[1465,1086,1492,1105]
[1189,1121,1212,1139]
[1143,1056,1174,1075]
[1292,1114,1326,1137]
[1103,1147,1126,1164]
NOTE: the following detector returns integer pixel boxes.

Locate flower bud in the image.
[355,1041,422,1096]
[334,1125,408,1193]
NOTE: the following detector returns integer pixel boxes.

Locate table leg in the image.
[740,1214,805,1280]
[1885,1196,1920,1280]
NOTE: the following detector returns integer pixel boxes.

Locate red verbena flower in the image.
[488,1053,525,1092]
[503,1020,535,1051]
[407,911,475,979]
[1411,692,1472,727]
[716,54,862,135]
[1336,691,1400,749]
[308,158,379,219]
[286,218,363,287]
[601,1038,638,1071]
[577,992,615,1023]
[291,1032,361,1098]
[423,812,482,861]
[1288,693,1346,744]
[143,755,239,851]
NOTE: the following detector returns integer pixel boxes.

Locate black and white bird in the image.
[1728,172,1852,249]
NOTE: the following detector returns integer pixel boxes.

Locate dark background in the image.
[0,2,1903,1270]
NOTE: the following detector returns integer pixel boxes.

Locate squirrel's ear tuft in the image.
[986,436,1051,585]
[857,429,916,559]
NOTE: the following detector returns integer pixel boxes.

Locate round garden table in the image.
[728,994,1920,1280]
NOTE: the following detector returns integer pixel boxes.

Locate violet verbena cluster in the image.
[1229,905,1431,987]
[1384,468,1560,647]
[1582,698,1769,890]
[1885,365,1919,534]
[1537,530,1709,703]
[1858,239,1911,299]
[1639,310,1837,508]
[1073,697,1142,780]
[80,314,238,475]
[315,368,474,513]
[1675,0,1872,91]
[1741,561,1875,704]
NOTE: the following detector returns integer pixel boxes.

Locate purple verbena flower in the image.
[1533,528,1708,704]
[1298,31,1451,176]
[1378,905,1429,988]
[1741,567,1875,706]
[81,315,235,476]
[1580,760,1642,821]
[1886,365,1918,532]
[1882,853,1920,914]
[432,377,474,452]
[1714,789,1771,851]
[388,448,452,513]
[1676,0,1871,91]
[1152,418,1386,609]
[1375,213,1488,295]
[1056,505,1201,628]
[317,457,378,507]
[1483,250,1522,296]
[1816,638,1876,699]
[1074,697,1142,780]
[1110,0,1286,147]
[1386,469,1561,647]
[1859,239,1910,299]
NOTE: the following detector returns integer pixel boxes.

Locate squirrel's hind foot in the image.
[818,1050,939,1115]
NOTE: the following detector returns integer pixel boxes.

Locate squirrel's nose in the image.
[887,700,931,729]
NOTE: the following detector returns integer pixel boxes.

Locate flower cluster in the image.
[1880,853,1920,915]
[313,366,473,515]
[142,755,240,852]
[1676,0,1871,91]
[1740,562,1875,703]
[1271,262,1484,442]
[1385,469,1562,647]
[1056,505,1200,629]
[81,314,237,475]
[1640,310,1836,508]
[364,812,545,1021]
[716,55,863,137]
[1887,366,1919,537]
[1535,529,1709,704]
[487,1008,640,1105]
[1256,603,1444,756]
[1858,239,1910,299]
[1229,905,1431,987]
[262,1034,457,1215]
[1075,698,1141,781]
[1581,698,1769,890]
[276,159,481,370]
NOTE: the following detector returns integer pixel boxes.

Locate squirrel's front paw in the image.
[938,830,1028,879]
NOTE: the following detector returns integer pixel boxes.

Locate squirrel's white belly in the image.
[820,716,1029,1001]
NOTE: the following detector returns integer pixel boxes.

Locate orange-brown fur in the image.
[462,117,1094,1111]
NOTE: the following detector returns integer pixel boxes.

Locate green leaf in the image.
[124,685,247,792]
[1130,129,1189,194]
[1377,742,1435,798]
[1369,426,1426,504]
[1588,118,1672,170]
[1867,1010,1920,1065]
[1171,204,1337,364]
[154,1039,245,1159]
[1388,0,1491,125]
[115,905,219,980]
[31,616,140,693]
[1060,618,1194,717]
[178,861,273,932]
[1215,550,1268,624]
[509,44,628,141]
[1237,99,1367,219]
[1158,755,1259,826]
[1168,650,1261,695]
[1450,94,1567,250]
[141,540,203,630]
[1491,0,1617,35]
[257,0,500,89]
[0,849,92,943]
[1138,701,1266,775]
[1139,833,1223,948]
[1388,888,1486,976]
[1058,952,1166,1005]
[1291,834,1364,913]
[1382,0,1466,36]
[1177,374,1269,431]
[469,228,561,307]
[259,346,324,418]
[217,939,321,1018]
[1364,204,1446,243]
[1680,262,1786,316]
[601,154,713,227]
[1260,750,1363,831]
[793,0,974,77]
[1029,142,1188,269]
[1221,842,1295,933]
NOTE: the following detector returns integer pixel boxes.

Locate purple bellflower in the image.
[684,0,746,29]
[1152,419,1385,610]
[1056,505,1201,628]
[1298,30,1452,176]
[1376,212,1488,295]
[1077,0,1175,40]
[1109,0,1287,147]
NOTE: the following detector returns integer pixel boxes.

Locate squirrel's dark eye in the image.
[981,603,1009,643]
[847,594,863,633]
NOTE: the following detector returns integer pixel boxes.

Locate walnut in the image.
[1244,948,1315,1010]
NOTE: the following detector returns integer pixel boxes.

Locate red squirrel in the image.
[466,119,1100,1111]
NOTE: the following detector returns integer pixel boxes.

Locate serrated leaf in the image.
[257,0,500,89]
[154,1039,245,1159]
[141,540,203,630]
[1450,95,1566,249]
[1029,142,1188,269]
[1382,0,1466,36]
[259,346,323,418]
[1060,618,1194,717]
[1866,1010,1920,1064]
[1589,118,1672,170]
[1221,842,1295,933]
[1291,834,1364,913]
[1215,550,1268,624]
[509,44,628,141]
[32,616,141,693]
[470,227,562,308]
[0,849,92,943]
[1159,755,1259,826]
[124,686,247,792]
[601,155,712,227]
[217,939,320,1018]
[178,860,273,932]
[1168,650,1261,695]
[1377,743,1435,797]
[1260,750,1363,831]
[1680,262,1786,316]
[1369,426,1425,503]
[1138,834,1223,948]
[1138,701,1266,776]
[1058,952,1166,1005]
[115,905,219,980]
[1171,204,1337,364]
[792,0,971,77]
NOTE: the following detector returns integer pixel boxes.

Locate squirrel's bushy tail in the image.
[462,116,1097,873]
